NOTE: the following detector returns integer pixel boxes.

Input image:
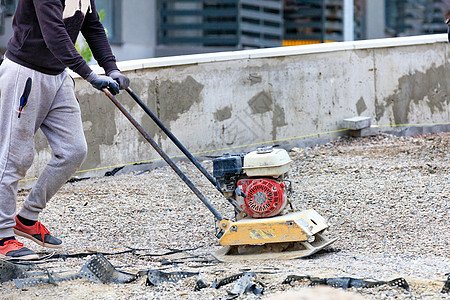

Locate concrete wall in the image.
[26,34,450,184]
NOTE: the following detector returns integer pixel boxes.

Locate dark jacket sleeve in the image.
[81,0,118,75]
[33,0,93,78]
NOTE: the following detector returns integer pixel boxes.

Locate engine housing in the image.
[236,178,287,218]
[213,147,291,218]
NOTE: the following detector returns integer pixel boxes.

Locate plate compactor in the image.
[103,88,337,261]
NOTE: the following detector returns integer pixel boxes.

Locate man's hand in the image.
[108,70,130,90]
[86,72,120,95]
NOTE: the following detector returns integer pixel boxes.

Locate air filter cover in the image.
[243,147,291,177]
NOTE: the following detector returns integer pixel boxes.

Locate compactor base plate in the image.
[214,210,337,261]
[213,232,336,262]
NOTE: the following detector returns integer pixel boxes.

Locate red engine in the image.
[236,178,287,218]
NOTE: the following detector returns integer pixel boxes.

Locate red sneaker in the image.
[13,216,63,249]
[0,239,39,260]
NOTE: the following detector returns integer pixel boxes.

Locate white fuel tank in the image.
[243,147,291,177]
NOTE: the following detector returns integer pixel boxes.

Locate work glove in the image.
[86,71,120,95]
[108,70,130,90]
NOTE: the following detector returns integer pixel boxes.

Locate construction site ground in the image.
[1,132,449,299]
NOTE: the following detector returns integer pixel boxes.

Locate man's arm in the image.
[81,0,118,76]
[33,0,119,94]
[33,0,93,78]
[81,0,129,89]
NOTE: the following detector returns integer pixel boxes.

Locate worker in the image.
[0,0,129,260]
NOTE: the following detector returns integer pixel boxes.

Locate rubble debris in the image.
[49,246,198,261]
[14,270,80,290]
[146,270,198,286]
[66,177,91,183]
[53,249,141,260]
[5,253,57,265]
[283,275,409,291]
[226,272,263,299]
[442,273,450,293]
[310,277,409,291]
[194,275,209,291]
[79,253,137,284]
[1,259,79,290]
[212,272,247,289]
[8,254,199,289]
[0,259,26,283]
[104,166,125,177]
[282,275,311,285]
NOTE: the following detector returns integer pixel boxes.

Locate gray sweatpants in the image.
[0,58,87,238]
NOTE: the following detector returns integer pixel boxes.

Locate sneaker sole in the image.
[13,229,63,249]
[0,252,39,260]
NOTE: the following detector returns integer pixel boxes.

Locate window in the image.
[1,0,16,35]
[95,0,122,44]
[3,0,15,16]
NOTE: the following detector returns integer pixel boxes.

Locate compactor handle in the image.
[102,88,224,222]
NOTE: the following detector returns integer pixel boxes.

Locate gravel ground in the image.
[1,132,449,300]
